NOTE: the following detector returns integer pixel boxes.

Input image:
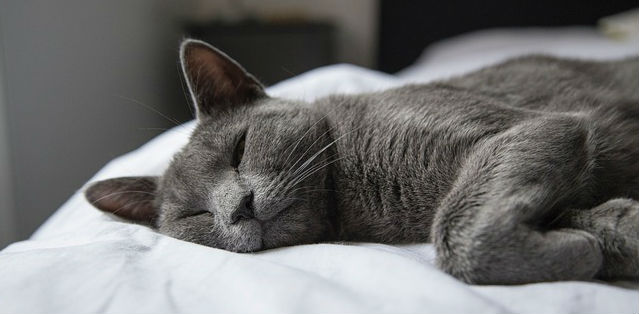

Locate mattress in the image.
[1,27,637,314]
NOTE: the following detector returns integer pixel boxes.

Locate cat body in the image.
[86,40,639,284]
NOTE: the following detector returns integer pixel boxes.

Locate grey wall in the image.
[0,19,16,248]
[0,0,188,240]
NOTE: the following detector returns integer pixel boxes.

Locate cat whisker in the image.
[138,127,192,137]
[262,171,292,201]
[286,157,346,192]
[108,199,154,216]
[281,157,343,198]
[288,126,362,180]
[271,125,338,196]
[287,185,332,192]
[289,187,337,195]
[273,127,358,199]
[290,153,339,182]
[282,113,329,165]
[275,197,307,202]
[269,196,310,212]
[88,190,156,205]
[114,94,182,126]
[287,127,334,175]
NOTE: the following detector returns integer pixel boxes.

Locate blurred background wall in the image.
[0,0,379,246]
[173,0,379,68]
[0,0,189,244]
[0,27,15,248]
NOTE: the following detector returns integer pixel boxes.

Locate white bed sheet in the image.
[1,27,638,314]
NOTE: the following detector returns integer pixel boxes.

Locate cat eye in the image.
[179,210,209,219]
[232,133,246,169]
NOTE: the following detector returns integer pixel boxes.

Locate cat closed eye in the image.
[232,133,246,169]
[180,210,209,219]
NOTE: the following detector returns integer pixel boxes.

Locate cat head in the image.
[85,39,335,252]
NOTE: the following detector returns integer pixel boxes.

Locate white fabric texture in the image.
[1,27,638,314]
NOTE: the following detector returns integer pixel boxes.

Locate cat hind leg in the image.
[432,117,606,284]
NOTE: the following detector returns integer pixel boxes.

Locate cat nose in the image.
[230,192,254,224]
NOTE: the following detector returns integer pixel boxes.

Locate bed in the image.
[0,27,637,314]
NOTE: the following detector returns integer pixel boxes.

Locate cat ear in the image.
[85,176,159,226]
[179,39,266,118]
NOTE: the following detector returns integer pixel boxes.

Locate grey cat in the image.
[86,39,639,285]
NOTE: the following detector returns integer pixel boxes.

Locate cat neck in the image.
[315,94,446,244]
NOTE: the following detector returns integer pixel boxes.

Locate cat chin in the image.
[225,237,264,253]
[219,220,265,252]
[206,234,264,253]
[160,219,265,253]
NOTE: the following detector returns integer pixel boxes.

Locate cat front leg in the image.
[431,117,604,284]
[555,198,639,280]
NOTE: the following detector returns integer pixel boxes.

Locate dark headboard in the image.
[377,1,637,73]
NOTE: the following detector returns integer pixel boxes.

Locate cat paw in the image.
[582,198,639,279]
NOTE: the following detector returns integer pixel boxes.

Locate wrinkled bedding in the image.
[1,27,637,314]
